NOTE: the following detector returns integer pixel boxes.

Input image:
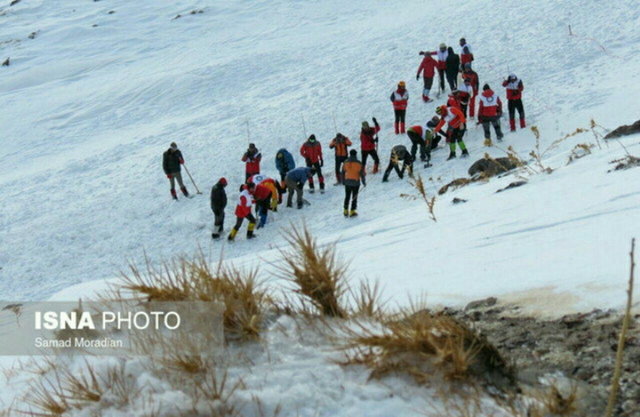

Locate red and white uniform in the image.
[460,43,474,65]
[429,49,448,70]
[457,83,473,105]
[502,77,524,100]
[478,89,503,118]
[435,106,466,133]
[235,187,254,218]
[447,94,461,109]
[416,55,437,78]
[253,183,272,201]
[300,141,323,163]
[391,88,409,110]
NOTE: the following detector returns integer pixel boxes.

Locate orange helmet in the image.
[398,81,406,88]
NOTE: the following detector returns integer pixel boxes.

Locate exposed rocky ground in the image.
[444,299,640,416]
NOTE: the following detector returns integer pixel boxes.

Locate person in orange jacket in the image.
[390,81,409,134]
[341,149,366,217]
[228,183,257,241]
[329,133,352,185]
[502,73,525,131]
[416,52,437,102]
[300,134,325,193]
[434,105,469,160]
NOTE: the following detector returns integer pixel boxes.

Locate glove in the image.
[372,117,378,125]
[179,158,184,164]
[167,174,172,179]
[416,74,420,80]
[320,159,324,167]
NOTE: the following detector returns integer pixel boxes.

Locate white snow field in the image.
[0,0,639,414]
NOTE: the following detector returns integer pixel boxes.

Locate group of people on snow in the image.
[161,37,529,241]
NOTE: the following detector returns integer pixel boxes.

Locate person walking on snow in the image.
[382,145,414,182]
[502,74,525,131]
[477,84,504,146]
[341,149,366,217]
[445,47,460,92]
[228,183,257,241]
[360,118,381,173]
[300,134,325,193]
[329,133,352,185]
[434,105,469,160]
[275,148,295,187]
[162,142,190,200]
[285,166,315,209]
[390,81,409,134]
[210,177,228,239]
[242,143,262,180]
[462,63,479,118]
[459,38,474,68]
[416,52,437,102]
[252,182,273,229]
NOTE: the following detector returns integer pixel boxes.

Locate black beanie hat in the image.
[483,83,490,91]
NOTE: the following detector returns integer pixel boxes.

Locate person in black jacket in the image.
[162,142,190,200]
[210,177,228,239]
[445,47,460,92]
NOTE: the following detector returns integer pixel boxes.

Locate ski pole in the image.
[301,114,308,139]
[183,164,202,194]
[245,120,250,145]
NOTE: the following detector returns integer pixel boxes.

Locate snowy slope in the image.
[1,0,639,310]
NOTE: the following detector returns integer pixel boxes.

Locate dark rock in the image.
[9,0,20,6]
[452,197,467,204]
[468,156,520,177]
[496,180,527,193]
[465,297,498,311]
[108,10,115,14]
[28,31,37,39]
[1,57,9,66]
[604,119,640,139]
[92,24,98,27]
[173,14,182,20]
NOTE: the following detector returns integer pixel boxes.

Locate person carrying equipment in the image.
[329,133,352,185]
[382,145,414,182]
[341,149,366,217]
[162,142,190,200]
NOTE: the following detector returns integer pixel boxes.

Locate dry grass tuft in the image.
[349,279,387,320]
[342,308,513,385]
[276,225,348,318]
[566,143,595,165]
[527,383,579,417]
[405,174,437,222]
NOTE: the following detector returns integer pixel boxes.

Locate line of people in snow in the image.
[161,37,528,241]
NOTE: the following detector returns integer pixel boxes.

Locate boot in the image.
[520,118,526,128]
[382,175,389,182]
[170,189,178,200]
[343,208,349,217]
[227,228,238,241]
[247,223,257,239]
[461,148,469,157]
[484,137,492,147]
[372,163,379,174]
[400,122,405,134]
[350,210,358,217]
[447,151,456,160]
[394,122,399,135]
[319,181,325,192]
[509,119,516,132]
[422,94,429,102]
[180,186,189,197]
[334,173,342,186]
[297,202,303,209]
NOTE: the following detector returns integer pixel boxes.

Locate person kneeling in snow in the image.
[210,177,227,239]
[382,145,414,182]
[228,183,257,241]
[162,142,190,200]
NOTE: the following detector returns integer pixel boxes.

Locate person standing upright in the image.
[162,142,190,200]
[360,118,381,173]
[329,133,352,185]
[459,38,474,68]
[390,81,409,134]
[299,134,325,193]
[341,149,366,217]
[275,148,295,188]
[478,83,504,146]
[461,63,479,118]
[416,52,437,102]
[241,143,262,180]
[445,47,460,92]
[502,74,525,131]
[210,177,227,239]
[228,183,257,241]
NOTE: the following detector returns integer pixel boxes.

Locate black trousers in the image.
[437,68,446,91]
[383,159,412,179]
[233,213,256,230]
[212,208,224,234]
[361,149,379,168]
[508,99,525,121]
[422,76,434,92]
[445,72,457,91]
[305,159,324,189]
[407,130,428,161]
[344,184,360,210]
[394,109,406,124]
[482,116,504,140]
[334,155,347,182]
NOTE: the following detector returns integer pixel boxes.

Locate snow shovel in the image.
[183,164,203,194]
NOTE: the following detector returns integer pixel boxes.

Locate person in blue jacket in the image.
[275,148,296,186]
[284,167,315,209]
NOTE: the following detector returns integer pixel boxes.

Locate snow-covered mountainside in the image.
[1,0,639,316]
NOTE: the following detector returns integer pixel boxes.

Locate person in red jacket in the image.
[241,143,261,180]
[502,73,525,131]
[459,38,474,68]
[252,182,273,229]
[447,91,461,110]
[423,43,448,94]
[390,81,409,134]
[416,52,437,102]
[461,63,479,118]
[300,134,325,192]
[360,118,381,173]
[434,105,469,160]
[228,183,257,241]
[477,83,504,146]
[329,133,352,185]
